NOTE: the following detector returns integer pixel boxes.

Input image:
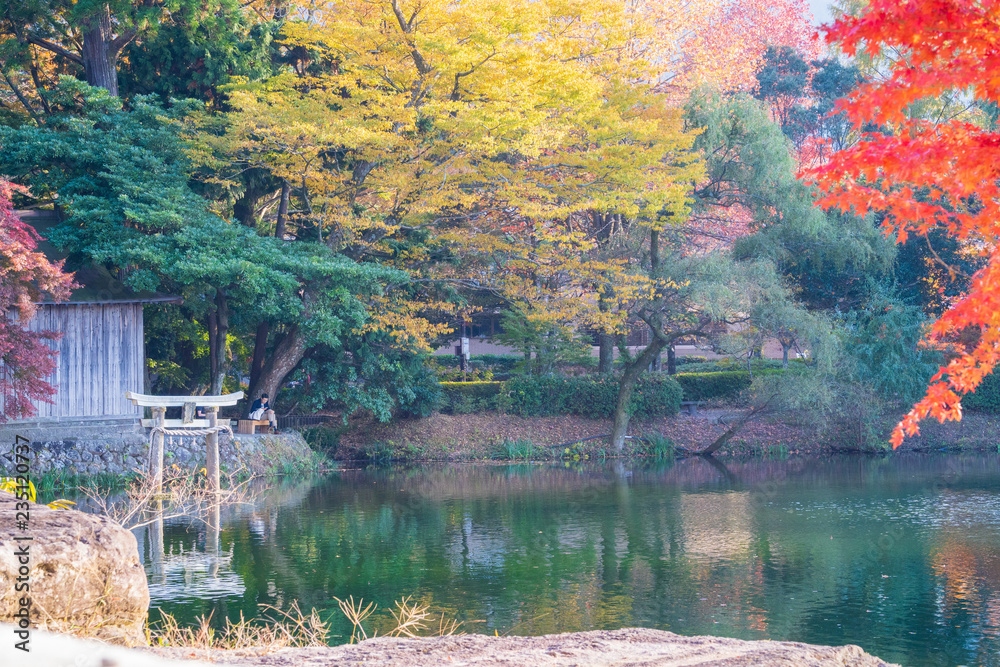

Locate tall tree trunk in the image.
[246,188,289,399]
[598,286,614,373]
[780,336,794,369]
[208,290,230,395]
[248,321,269,400]
[207,310,218,388]
[81,6,119,96]
[610,337,668,453]
[254,325,308,404]
[609,225,669,452]
[275,180,290,239]
[598,333,614,373]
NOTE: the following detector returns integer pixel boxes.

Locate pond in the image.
[135,453,1000,667]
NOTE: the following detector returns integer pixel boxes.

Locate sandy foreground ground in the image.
[2,625,899,666]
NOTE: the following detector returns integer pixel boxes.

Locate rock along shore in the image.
[0,625,899,667]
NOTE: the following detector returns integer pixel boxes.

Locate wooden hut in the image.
[3,211,179,422]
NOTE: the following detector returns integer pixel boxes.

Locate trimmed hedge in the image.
[496,375,682,420]
[674,371,753,401]
[439,369,796,414]
[674,369,789,401]
[962,372,1000,413]
[675,356,708,366]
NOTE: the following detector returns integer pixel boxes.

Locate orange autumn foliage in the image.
[809,0,1000,447]
[640,0,820,97]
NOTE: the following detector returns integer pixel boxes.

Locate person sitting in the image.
[249,393,278,434]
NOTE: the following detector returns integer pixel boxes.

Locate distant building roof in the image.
[17,210,183,306]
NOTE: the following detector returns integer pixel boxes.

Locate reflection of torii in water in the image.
[145,501,247,600]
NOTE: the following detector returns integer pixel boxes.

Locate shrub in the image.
[496,375,682,419]
[396,365,445,418]
[963,372,1000,413]
[673,371,753,401]
[435,354,522,370]
[301,425,340,452]
[675,356,708,366]
[439,381,503,414]
[474,354,523,371]
[636,432,675,460]
[672,368,793,401]
[493,439,543,460]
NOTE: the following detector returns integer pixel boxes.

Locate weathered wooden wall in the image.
[7,302,144,419]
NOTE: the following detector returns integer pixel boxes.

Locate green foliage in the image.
[673,370,778,401]
[301,425,341,453]
[560,442,590,461]
[0,78,410,400]
[676,358,806,374]
[636,432,675,460]
[686,92,807,230]
[497,375,682,420]
[493,310,593,376]
[144,304,205,393]
[289,343,443,422]
[964,372,1000,413]
[754,47,864,153]
[894,228,984,316]
[675,356,708,366]
[808,58,866,152]
[687,91,893,312]
[118,12,281,104]
[439,381,502,414]
[360,442,394,464]
[435,355,522,372]
[492,439,543,461]
[838,286,943,405]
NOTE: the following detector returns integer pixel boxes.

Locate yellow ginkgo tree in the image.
[199,0,704,395]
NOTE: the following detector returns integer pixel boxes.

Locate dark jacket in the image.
[250,398,271,415]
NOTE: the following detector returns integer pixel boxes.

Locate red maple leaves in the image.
[809,0,1000,446]
[0,179,75,421]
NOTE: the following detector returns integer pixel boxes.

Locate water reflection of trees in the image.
[150,456,1000,667]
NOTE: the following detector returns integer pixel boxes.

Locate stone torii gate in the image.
[125,391,243,493]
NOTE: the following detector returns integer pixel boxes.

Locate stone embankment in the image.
[0,491,149,645]
[0,626,900,667]
[0,417,318,476]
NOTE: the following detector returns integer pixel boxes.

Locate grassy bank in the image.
[301,408,1000,463]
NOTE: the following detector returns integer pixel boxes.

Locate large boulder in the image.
[150,628,900,666]
[0,490,149,645]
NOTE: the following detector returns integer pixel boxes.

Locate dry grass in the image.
[150,601,329,653]
[83,464,256,530]
[387,596,463,638]
[150,597,463,653]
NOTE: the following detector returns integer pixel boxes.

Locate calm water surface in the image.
[136,454,1000,666]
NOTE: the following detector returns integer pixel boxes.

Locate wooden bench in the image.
[237,419,274,435]
[681,401,705,416]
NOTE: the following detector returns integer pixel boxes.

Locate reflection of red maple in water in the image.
[808,0,1000,447]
